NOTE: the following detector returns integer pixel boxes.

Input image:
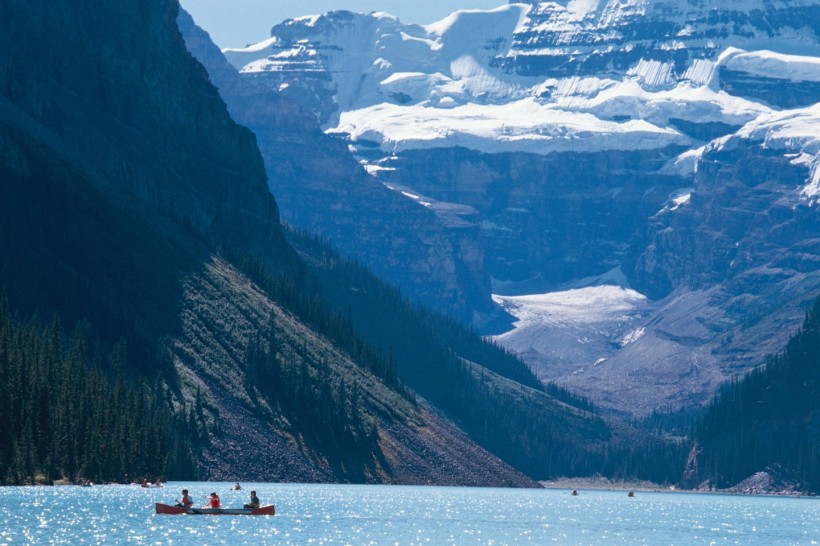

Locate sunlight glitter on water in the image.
[0,483,817,545]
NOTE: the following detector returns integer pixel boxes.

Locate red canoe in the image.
[155,503,275,515]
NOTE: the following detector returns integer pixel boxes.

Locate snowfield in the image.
[491,283,652,385]
[331,99,690,154]
[225,2,818,160]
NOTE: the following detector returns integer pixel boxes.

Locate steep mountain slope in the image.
[222,0,820,415]
[0,0,293,269]
[178,11,493,323]
[174,255,537,485]
[0,0,558,485]
[682,295,820,494]
[285,229,612,479]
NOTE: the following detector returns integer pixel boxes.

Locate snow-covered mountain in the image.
[180,10,494,323]
[220,0,820,415]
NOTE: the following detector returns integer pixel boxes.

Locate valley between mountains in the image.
[0,0,816,493]
[197,0,820,417]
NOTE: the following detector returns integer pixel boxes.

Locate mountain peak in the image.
[217,0,820,416]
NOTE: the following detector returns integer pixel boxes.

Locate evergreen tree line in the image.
[442,359,613,478]
[0,300,196,485]
[684,295,820,492]
[284,229,608,480]
[596,439,689,485]
[244,326,381,474]
[623,296,820,492]
[226,247,403,395]
[544,383,595,413]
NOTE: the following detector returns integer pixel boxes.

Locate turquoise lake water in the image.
[0,482,817,545]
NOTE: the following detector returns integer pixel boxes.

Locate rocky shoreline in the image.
[540,473,815,497]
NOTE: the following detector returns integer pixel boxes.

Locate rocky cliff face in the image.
[217,0,820,414]
[506,0,820,77]
[179,10,493,321]
[377,146,685,289]
[0,1,293,268]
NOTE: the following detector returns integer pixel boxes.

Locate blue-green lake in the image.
[0,482,817,544]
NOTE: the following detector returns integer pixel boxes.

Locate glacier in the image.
[217,0,820,416]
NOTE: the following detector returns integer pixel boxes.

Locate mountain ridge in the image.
[219,0,820,416]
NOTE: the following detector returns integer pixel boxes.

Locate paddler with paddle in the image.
[243,490,260,509]
[175,489,194,509]
[207,492,221,508]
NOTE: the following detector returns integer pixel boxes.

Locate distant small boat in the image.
[155,503,275,516]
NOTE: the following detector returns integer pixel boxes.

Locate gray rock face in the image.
[179,10,493,321]
[506,0,820,77]
[376,146,686,289]
[720,69,820,109]
[635,142,820,300]
[629,121,820,379]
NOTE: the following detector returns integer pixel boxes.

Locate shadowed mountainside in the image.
[0,0,614,485]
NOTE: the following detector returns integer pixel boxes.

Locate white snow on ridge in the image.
[721,104,820,157]
[801,159,820,202]
[222,35,280,55]
[331,98,690,155]
[723,50,820,82]
[661,147,704,177]
[331,74,774,156]
[552,78,771,127]
[716,103,820,202]
[225,4,819,174]
[424,3,531,39]
[225,5,817,153]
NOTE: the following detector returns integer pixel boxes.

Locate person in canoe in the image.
[208,492,221,508]
[175,489,193,509]
[243,490,260,510]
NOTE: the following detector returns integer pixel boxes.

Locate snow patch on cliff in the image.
[226,6,815,160]
[491,282,651,381]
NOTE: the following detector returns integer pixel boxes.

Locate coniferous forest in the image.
[683,295,820,492]
[286,229,613,479]
[0,300,196,485]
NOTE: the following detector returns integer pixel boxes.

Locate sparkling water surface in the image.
[0,482,817,545]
